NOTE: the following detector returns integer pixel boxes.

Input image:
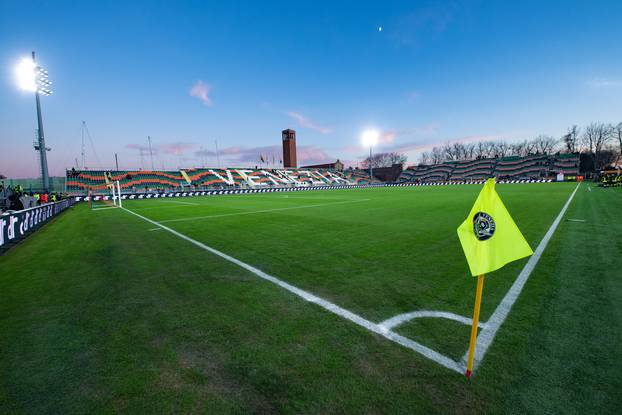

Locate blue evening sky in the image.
[1,0,621,177]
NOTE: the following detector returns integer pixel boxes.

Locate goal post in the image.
[116,180,123,208]
[89,181,122,210]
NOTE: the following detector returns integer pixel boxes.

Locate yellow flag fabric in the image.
[457,178,533,276]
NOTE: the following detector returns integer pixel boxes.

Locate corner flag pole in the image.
[465,274,485,378]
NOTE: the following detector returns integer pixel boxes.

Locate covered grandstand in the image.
[65,167,371,194]
[397,154,580,183]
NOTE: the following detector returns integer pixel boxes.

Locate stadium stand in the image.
[451,159,496,181]
[550,153,581,175]
[397,154,580,183]
[66,167,354,193]
[493,155,549,179]
[342,168,381,185]
[409,163,455,182]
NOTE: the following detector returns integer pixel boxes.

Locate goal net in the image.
[89,180,123,210]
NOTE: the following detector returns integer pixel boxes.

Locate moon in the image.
[378,26,383,32]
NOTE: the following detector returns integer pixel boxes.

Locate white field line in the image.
[91,206,118,211]
[121,206,463,373]
[157,199,371,224]
[567,219,586,222]
[148,228,162,231]
[462,183,581,372]
[379,311,488,331]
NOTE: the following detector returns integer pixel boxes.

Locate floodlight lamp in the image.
[361,129,380,147]
[15,57,37,92]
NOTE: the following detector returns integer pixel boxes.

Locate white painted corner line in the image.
[379,310,488,332]
[148,227,162,231]
[157,199,371,224]
[462,183,581,373]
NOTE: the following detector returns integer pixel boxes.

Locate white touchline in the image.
[461,183,581,372]
[121,205,463,373]
[157,199,371,224]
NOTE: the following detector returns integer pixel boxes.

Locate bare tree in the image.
[533,135,558,155]
[441,142,455,161]
[494,141,511,158]
[510,141,527,157]
[361,152,408,168]
[411,122,618,170]
[524,139,537,156]
[614,122,622,155]
[418,152,430,165]
[562,125,580,153]
[582,122,613,170]
[430,146,444,164]
[464,143,476,160]
[484,141,497,158]
[473,141,486,159]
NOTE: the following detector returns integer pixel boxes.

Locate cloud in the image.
[189,80,213,106]
[377,123,441,146]
[126,142,197,156]
[296,146,335,165]
[159,142,199,155]
[380,131,397,144]
[588,78,622,88]
[125,143,156,155]
[386,134,511,156]
[194,144,335,166]
[286,111,331,134]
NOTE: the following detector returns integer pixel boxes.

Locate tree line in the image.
[418,122,622,170]
[360,152,408,169]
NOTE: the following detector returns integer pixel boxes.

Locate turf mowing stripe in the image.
[463,183,581,373]
[156,199,371,224]
[121,206,464,373]
[162,200,199,205]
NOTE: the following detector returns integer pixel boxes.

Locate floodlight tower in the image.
[16,51,53,191]
[361,129,379,182]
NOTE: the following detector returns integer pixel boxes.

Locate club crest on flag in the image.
[473,212,496,241]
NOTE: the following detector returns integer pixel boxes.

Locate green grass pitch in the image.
[1,183,620,414]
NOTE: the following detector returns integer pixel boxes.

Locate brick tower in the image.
[282,129,297,168]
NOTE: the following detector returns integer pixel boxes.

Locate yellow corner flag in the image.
[457,178,533,277]
[458,178,533,378]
